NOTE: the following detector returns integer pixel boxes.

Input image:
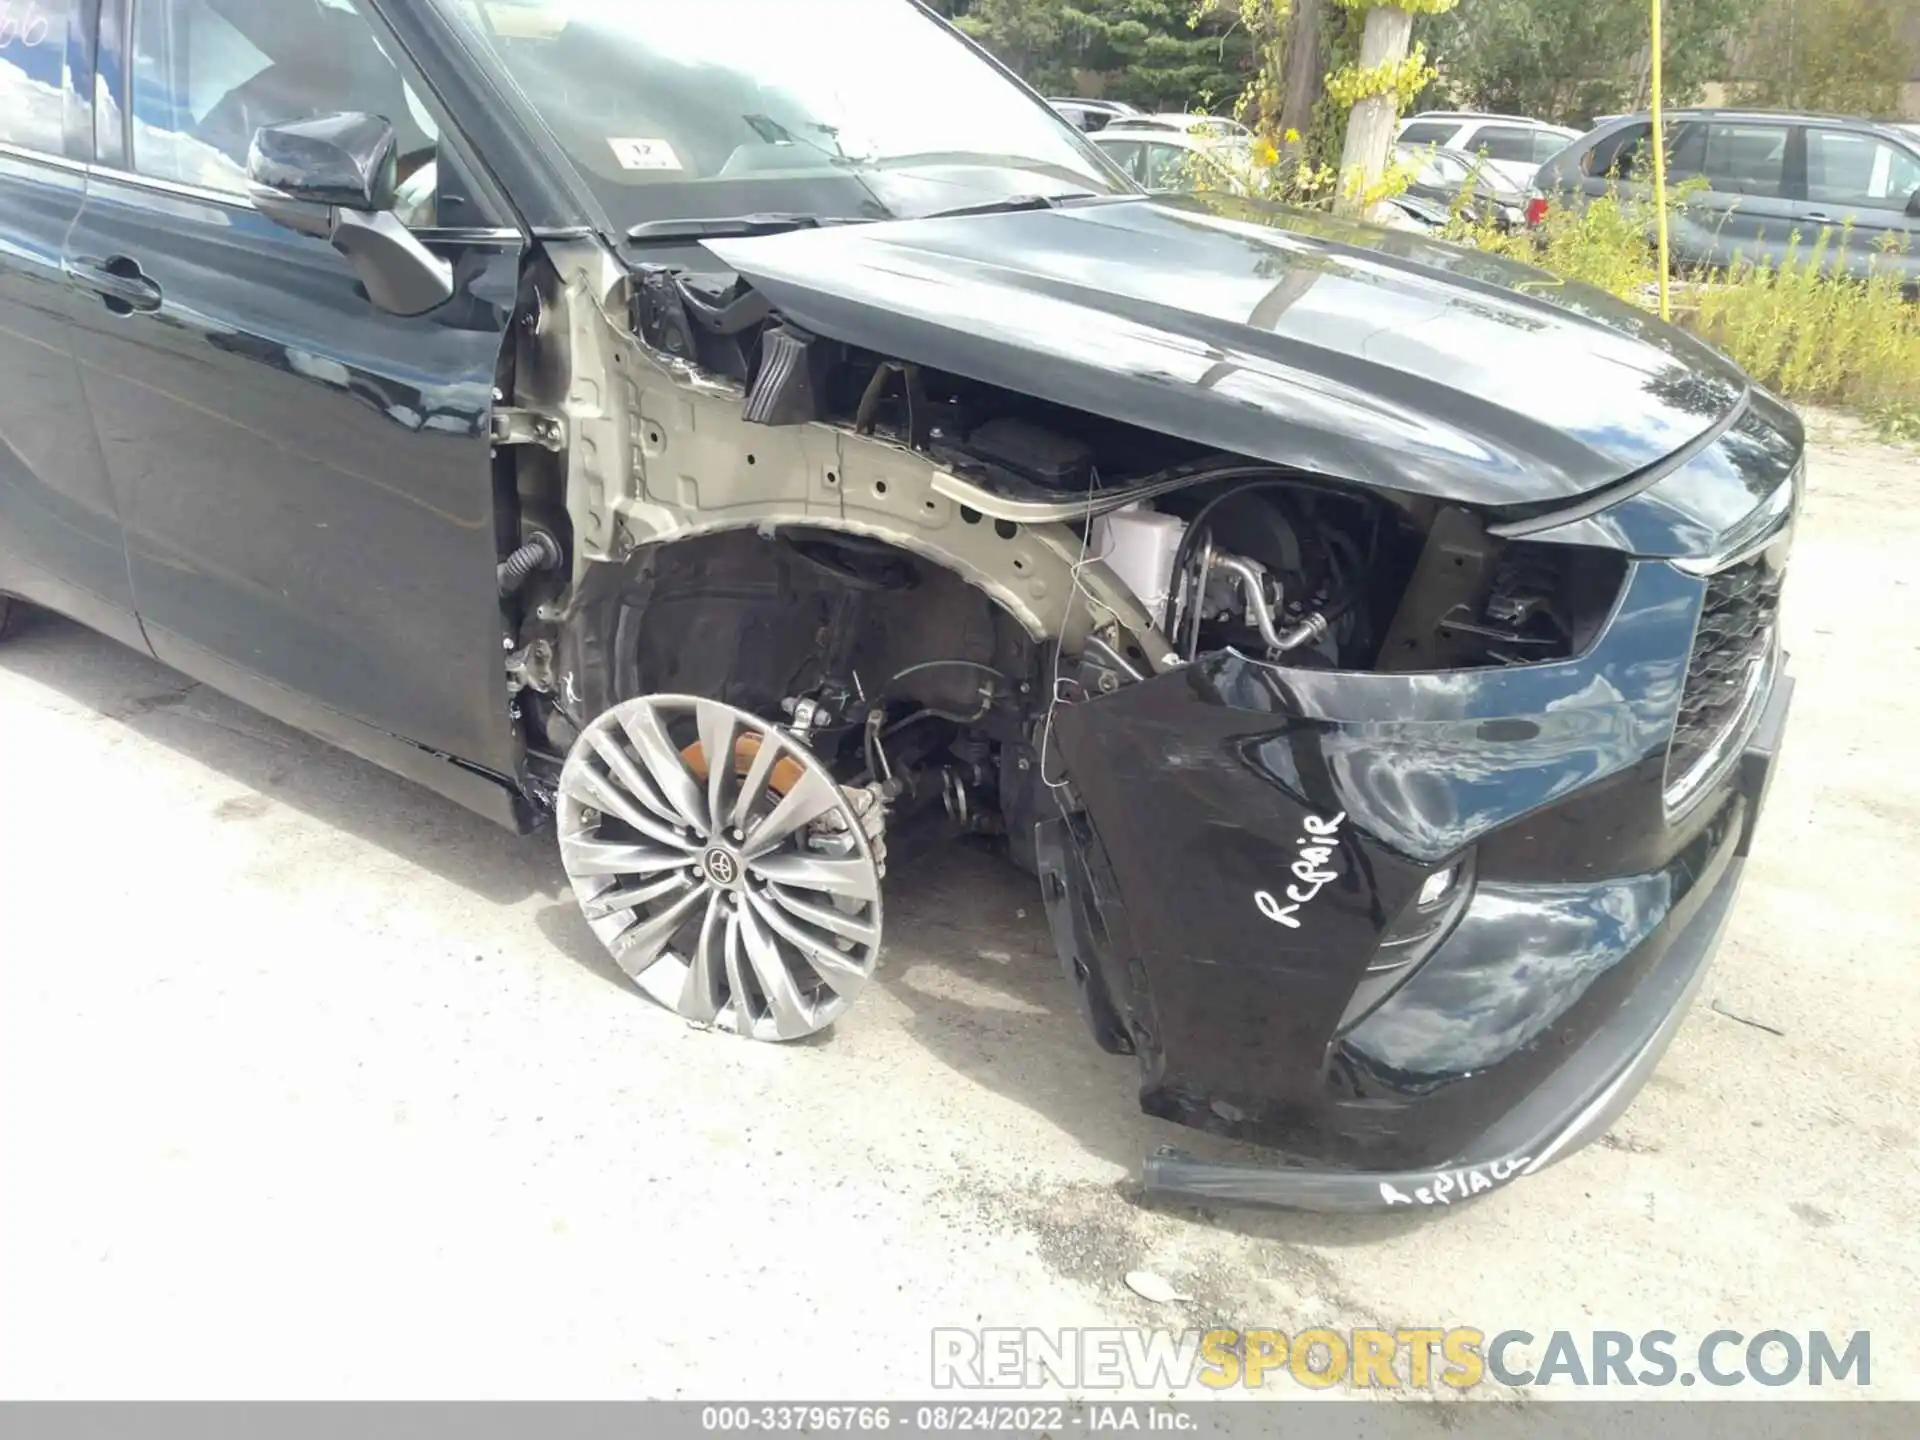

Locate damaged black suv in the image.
[0,0,1796,1209]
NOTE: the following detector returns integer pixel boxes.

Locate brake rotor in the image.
[555,694,884,1041]
[680,733,806,800]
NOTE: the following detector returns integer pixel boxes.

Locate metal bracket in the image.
[505,638,557,696]
[490,407,566,451]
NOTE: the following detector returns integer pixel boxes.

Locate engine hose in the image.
[497,532,563,596]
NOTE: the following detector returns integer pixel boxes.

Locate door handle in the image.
[1804,211,1836,225]
[65,255,163,314]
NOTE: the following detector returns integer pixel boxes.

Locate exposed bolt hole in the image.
[875,479,889,496]
[994,519,1018,540]
[747,454,756,466]
[960,505,981,525]
[924,499,938,513]
[1453,556,1466,567]
[1013,558,1027,572]
[825,470,839,487]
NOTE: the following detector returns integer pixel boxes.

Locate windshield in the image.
[432,0,1133,230]
[1398,145,1469,185]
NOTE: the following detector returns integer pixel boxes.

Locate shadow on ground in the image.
[4,612,1433,1246]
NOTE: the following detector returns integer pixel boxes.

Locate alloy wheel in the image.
[556,694,883,1040]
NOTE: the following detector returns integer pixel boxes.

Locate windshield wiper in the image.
[624,213,875,243]
[919,192,1108,220]
[623,192,1118,244]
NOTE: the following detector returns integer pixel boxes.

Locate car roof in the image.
[1093,128,1219,151]
[1105,113,1247,131]
[1592,108,1920,144]
[1404,112,1577,131]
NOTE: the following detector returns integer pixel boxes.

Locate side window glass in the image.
[0,0,70,154]
[1666,123,1706,181]
[1587,123,1652,178]
[1701,122,1788,197]
[1412,151,1453,187]
[1469,126,1536,163]
[1807,130,1920,209]
[1097,139,1142,183]
[1398,122,1455,147]
[130,0,440,225]
[1532,131,1568,163]
[1145,143,1190,191]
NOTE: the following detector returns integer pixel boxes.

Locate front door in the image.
[0,0,145,647]
[1802,125,1920,288]
[63,0,527,773]
[1666,117,1802,274]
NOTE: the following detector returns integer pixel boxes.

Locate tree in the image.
[1069,0,1254,110]
[952,0,1076,93]
[953,0,1253,110]
[1278,0,1328,147]
[1735,0,1919,117]
[1414,0,1743,127]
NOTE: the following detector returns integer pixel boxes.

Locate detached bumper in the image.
[1043,553,1794,1211]
[1147,680,1788,1211]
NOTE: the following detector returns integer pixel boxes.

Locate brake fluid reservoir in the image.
[1092,506,1187,627]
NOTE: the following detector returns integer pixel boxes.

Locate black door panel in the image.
[64,176,525,772]
[0,0,146,647]
[0,156,141,626]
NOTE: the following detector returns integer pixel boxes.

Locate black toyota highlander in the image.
[0,0,1796,1209]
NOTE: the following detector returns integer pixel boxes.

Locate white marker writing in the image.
[1256,811,1346,929]
[1380,1157,1531,1206]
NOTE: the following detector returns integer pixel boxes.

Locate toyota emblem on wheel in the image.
[702,847,740,888]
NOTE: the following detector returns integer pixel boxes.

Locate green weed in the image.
[1458,194,1920,440]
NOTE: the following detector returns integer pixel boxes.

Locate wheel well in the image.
[539,527,1051,868]
[585,527,1036,711]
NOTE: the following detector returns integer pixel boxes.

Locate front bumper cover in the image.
[1041,554,1794,1211]
[1145,675,1789,1211]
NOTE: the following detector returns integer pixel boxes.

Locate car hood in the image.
[704,192,1751,509]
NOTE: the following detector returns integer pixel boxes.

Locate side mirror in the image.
[1907,188,1920,219]
[247,112,453,317]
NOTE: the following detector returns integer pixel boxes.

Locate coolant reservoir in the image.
[1092,506,1187,627]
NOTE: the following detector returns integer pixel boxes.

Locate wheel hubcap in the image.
[700,846,741,889]
[555,694,884,1041]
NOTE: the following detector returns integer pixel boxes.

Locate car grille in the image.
[1666,555,1783,803]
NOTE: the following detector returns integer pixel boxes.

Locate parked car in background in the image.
[1099,130,1455,234]
[1531,109,1920,290]
[1093,127,1249,193]
[1396,112,1582,188]
[1395,143,1530,228]
[1102,112,1254,142]
[1047,98,1141,133]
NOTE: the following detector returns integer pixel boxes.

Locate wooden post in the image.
[1335,4,1414,217]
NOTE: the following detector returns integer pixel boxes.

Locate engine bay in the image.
[496,244,1635,875]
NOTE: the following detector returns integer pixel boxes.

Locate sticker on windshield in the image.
[609,138,683,172]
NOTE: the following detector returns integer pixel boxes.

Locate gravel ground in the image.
[1,420,1915,1408]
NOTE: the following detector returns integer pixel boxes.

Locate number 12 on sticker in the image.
[608,137,683,172]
